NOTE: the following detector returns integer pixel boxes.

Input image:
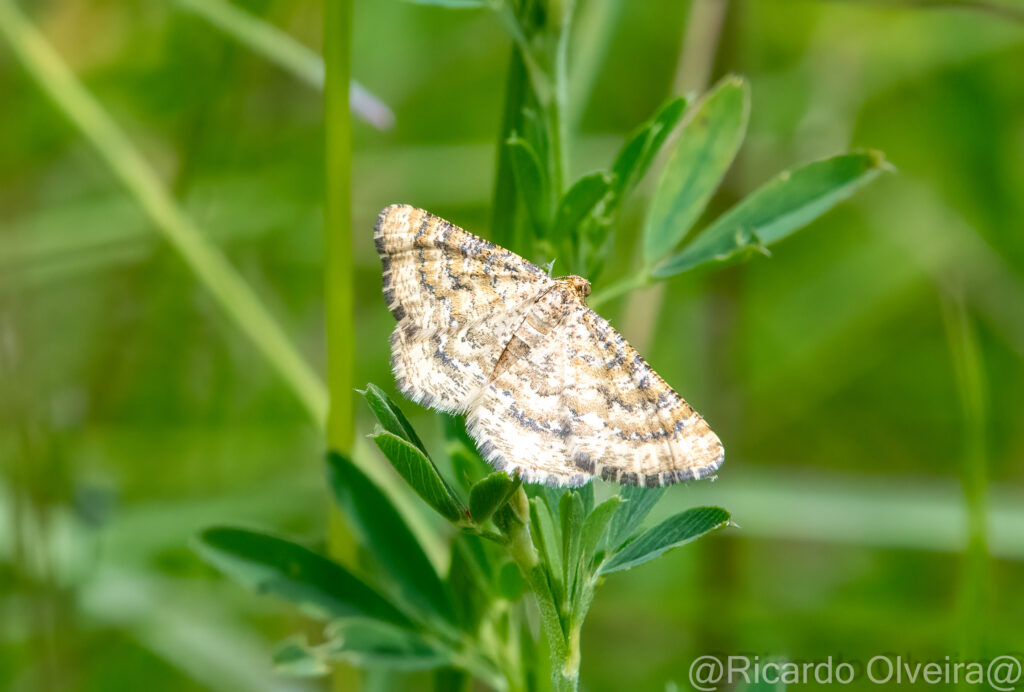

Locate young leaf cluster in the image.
[194,384,730,691]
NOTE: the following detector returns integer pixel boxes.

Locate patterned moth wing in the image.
[375,204,554,413]
[466,282,723,487]
[375,204,724,486]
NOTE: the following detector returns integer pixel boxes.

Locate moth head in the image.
[558,275,591,300]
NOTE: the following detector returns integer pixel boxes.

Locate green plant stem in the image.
[324,0,355,454]
[589,269,653,309]
[323,0,360,689]
[502,489,576,692]
[0,0,328,426]
[939,288,990,679]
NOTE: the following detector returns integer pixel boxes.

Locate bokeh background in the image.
[2,0,1023,689]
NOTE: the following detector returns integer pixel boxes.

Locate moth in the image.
[375,204,723,487]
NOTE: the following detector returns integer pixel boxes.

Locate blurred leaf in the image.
[374,431,468,524]
[490,31,534,250]
[434,667,472,692]
[443,414,492,493]
[654,151,891,278]
[579,496,622,569]
[448,534,493,629]
[552,172,612,244]
[611,95,689,202]
[272,635,330,677]
[469,472,522,523]
[194,528,412,626]
[643,76,749,265]
[507,134,550,236]
[606,485,665,550]
[326,451,454,623]
[406,0,487,7]
[601,506,731,574]
[450,445,491,494]
[360,383,428,455]
[321,618,452,670]
[497,561,526,601]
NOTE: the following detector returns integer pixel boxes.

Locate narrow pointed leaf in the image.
[469,472,521,523]
[540,485,567,521]
[507,134,550,236]
[529,497,563,592]
[606,485,665,550]
[601,506,731,574]
[552,172,612,244]
[326,451,453,623]
[612,95,689,202]
[194,527,412,626]
[580,496,622,569]
[560,491,585,598]
[653,151,890,277]
[579,481,595,516]
[360,383,427,454]
[643,76,749,265]
[373,431,467,524]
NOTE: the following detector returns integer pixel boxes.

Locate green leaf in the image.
[434,668,472,692]
[507,134,550,237]
[579,481,595,516]
[450,445,489,494]
[321,618,452,671]
[373,431,468,524]
[469,471,521,523]
[442,414,491,493]
[653,151,890,277]
[447,534,492,630]
[579,496,622,570]
[360,383,427,455]
[552,172,612,244]
[601,506,731,574]
[539,485,567,521]
[528,497,563,595]
[560,491,585,598]
[643,76,750,265]
[326,451,453,623]
[606,485,665,550]
[611,95,689,202]
[194,527,412,626]
[497,561,526,601]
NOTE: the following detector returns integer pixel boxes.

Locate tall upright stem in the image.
[324,0,354,454]
[323,0,359,689]
[940,289,990,684]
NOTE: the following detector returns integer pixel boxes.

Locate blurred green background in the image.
[2,0,1023,689]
